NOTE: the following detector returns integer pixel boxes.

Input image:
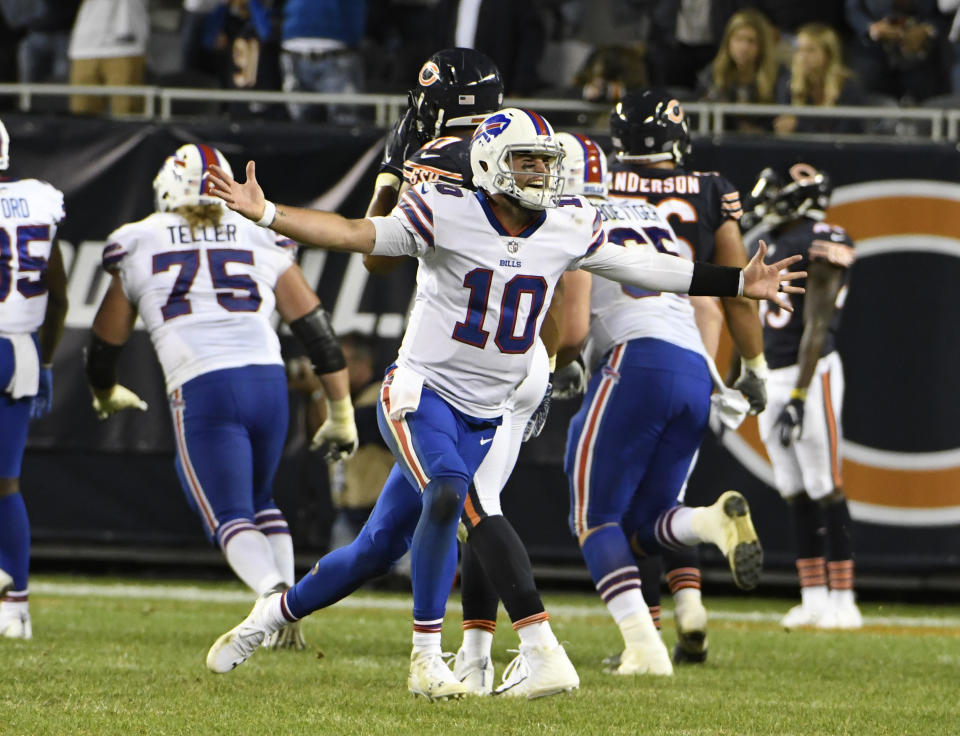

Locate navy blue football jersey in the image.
[755,218,856,369]
[607,163,742,262]
[403,136,474,189]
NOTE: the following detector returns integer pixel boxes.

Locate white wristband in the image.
[737,271,744,296]
[256,200,277,228]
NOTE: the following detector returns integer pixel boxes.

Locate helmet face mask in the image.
[741,162,832,230]
[0,118,9,171]
[410,48,504,139]
[470,109,565,210]
[610,89,691,165]
[152,143,233,212]
[556,132,608,199]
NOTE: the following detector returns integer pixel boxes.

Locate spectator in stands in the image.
[647,0,739,91]
[774,23,868,135]
[845,0,948,103]
[575,45,647,105]
[206,0,283,117]
[697,8,787,132]
[748,1,847,44]
[17,0,80,85]
[180,0,221,80]
[280,0,366,124]
[442,0,549,95]
[287,332,393,551]
[67,0,149,116]
[940,0,960,94]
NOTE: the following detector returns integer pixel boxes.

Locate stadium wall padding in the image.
[7,115,960,579]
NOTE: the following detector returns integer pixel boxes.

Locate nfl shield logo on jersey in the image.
[505,239,521,254]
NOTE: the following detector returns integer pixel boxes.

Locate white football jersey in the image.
[0,178,65,334]
[584,196,705,369]
[387,184,604,418]
[104,209,296,393]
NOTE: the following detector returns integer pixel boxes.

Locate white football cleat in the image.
[495,643,580,699]
[610,641,674,676]
[818,600,863,630]
[0,608,31,640]
[692,491,763,590]
[452,648,494,695]
[206,592,285,673]
[0,568,12,598]
[780,603,831,630]
[407,651,468,701]
[264,620,306,650]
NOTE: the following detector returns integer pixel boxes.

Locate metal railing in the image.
[1,82,957,141]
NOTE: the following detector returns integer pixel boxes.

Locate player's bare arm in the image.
[713,219,763,358]
[794,259,844,393]
[556,269,591,367]
[209,162,377,254]
[37,241,68,364]
[363,174,407,274]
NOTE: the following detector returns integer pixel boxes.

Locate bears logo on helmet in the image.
[418,61,441,87]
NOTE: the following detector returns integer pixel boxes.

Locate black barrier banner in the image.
[8,115,960,572]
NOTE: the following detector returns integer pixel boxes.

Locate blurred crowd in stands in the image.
[2,0,960,133]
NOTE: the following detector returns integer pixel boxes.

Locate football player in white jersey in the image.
[0,118,69,640]
[84,143,358,650]
[557,129,764,676]
[203,108,803,700]
[366,50,578,699]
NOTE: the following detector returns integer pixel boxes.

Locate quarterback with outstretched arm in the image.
[203,107,804,700]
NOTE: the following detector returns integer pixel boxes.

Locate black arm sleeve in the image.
[688,262,741,297]
[289,306,347,375]
[85,334,123,390]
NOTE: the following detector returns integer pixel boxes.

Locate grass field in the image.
[3,575,959,736]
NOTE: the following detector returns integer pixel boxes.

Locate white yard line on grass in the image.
[30,580,960,630]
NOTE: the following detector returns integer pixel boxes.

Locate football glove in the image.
[91,384,148,420]
[775,398,805,447]
[552,358,587,400]
[30,366,54,419]
[733,355,768,415]
[381,107,426,179]
[523,382,552,442]
[311,396,359,462]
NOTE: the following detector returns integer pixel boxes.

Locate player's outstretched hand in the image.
[208,161,267,223]
[742,240,806,312]
[91,384,148,420]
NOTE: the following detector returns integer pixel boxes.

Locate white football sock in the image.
[266,533,295,587]
[411,630,442,656]
[801,584,830,610]
[462,627,493,658]
[516,620,558,650]
[222,529,285,595]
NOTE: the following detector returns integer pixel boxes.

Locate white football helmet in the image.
[153,143,233,212]
[556,132,608,200]
[469,108,564,210]
[0,118,9,171]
